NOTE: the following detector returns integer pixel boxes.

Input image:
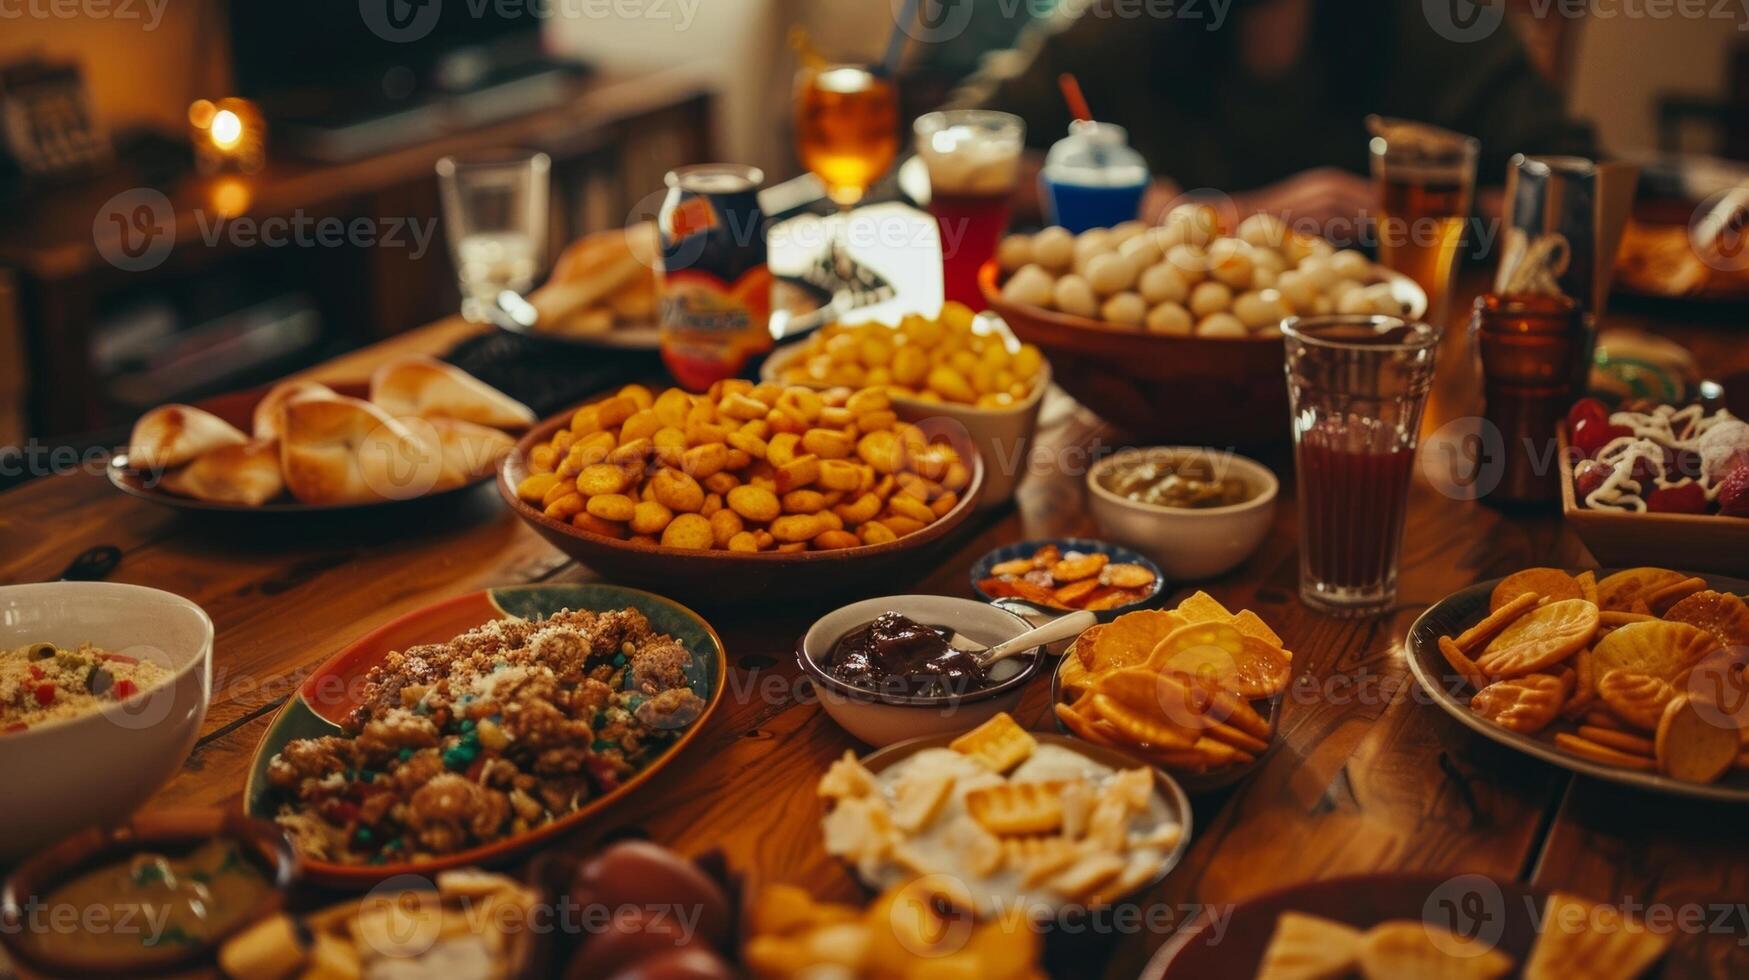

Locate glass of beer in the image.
[914,110,1025,310]
[1284,314,1441,617]
[795,64,899,271]
[1367,116,1477,328]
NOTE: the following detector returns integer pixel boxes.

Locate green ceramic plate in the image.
[244,583,726,886]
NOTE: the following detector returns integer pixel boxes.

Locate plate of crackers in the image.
[972,539,1165,619]
[818,713,1191,918]
[1408,566,1749,803]
[1144,872,1671,979]
[1052,591,1292,790]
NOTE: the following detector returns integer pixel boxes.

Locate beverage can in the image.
[658,164,774,391]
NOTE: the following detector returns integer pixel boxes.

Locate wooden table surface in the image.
[2,275,1746,979]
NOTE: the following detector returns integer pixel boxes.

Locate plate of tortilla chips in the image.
[1051,591,1291,791]
[1144,872,1671,980]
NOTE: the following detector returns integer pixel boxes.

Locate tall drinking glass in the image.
[795,64,898,274]
[914,110,1024,311]
[1284,315,1441,616]
[436,149,550,323]
[1367,116,1477,328]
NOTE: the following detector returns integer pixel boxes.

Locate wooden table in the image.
[2,276,1745,979]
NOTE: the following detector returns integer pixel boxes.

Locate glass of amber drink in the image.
[795,64,899,272]
[1367,116,1478,328]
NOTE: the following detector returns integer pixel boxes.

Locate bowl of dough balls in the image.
[981,207,1425,447]
[763,302,1051,509]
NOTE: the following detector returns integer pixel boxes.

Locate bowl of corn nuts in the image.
[762,302,1049,507]
[500,381,985,606]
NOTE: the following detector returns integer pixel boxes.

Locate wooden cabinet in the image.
[0,67,714,440]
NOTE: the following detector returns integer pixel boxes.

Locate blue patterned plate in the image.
[969,538,1165,622]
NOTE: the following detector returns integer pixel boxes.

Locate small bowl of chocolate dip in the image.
[798,595,1044,746]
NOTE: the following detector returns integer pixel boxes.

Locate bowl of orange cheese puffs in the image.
[500,381,984,606]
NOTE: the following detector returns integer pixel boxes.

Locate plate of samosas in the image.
[109,358,532,512]
[1052,591,1291,790]
[1145,872,1671,980]
[1408,567,1749,802]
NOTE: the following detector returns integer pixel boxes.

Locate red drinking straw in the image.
[1058,73,1093,123]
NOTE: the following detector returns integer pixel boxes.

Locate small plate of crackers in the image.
[1052,591,1291,791]
[1144,872,1670,979]
[818,714,1192,919]
[971,539,1165,620]
[1408,566,1749,803]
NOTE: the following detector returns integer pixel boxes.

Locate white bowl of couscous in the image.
[0,583,213,859]
[763,303,1051,508]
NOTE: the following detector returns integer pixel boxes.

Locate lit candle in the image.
[188,98,265,173]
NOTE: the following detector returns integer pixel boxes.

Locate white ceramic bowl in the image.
[1086,447,1279,580]
[0,583,213,859]
[761,322,1051,509]
[798,595,1043,746]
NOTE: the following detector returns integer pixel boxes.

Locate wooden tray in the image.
[1558,429,1749,576]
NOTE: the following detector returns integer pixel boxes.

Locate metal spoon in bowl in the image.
[952,609,1098,669]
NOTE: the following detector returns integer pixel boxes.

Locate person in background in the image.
[952,0,1597,226]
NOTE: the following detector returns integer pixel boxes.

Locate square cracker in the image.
[1526,893,1668,980]
[949,712,1037,773]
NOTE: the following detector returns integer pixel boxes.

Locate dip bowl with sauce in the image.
[1,809,296,978]
[1087,447,1279,580]
[799,596,1044,746]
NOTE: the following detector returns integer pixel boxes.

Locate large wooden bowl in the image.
[979,261,1425,448]
[500,396,985,607]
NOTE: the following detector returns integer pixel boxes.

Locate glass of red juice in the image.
[1283,314,1441,616]
[914,110,1024,311]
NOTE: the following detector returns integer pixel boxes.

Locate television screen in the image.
[228,0,544,103]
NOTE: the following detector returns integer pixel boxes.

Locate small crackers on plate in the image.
[817,713,1183,915]
[1252,891,1669,980]
[1054,591,1290,776]
[1435,566,1749,787]
[977,542,1160,613]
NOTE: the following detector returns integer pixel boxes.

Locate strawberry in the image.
[1646,482,1708,514]
[1717,459,1749,517]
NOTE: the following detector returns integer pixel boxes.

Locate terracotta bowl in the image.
[0,809,296,979]
[499,397,985,607]
[980,261,1425,448]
